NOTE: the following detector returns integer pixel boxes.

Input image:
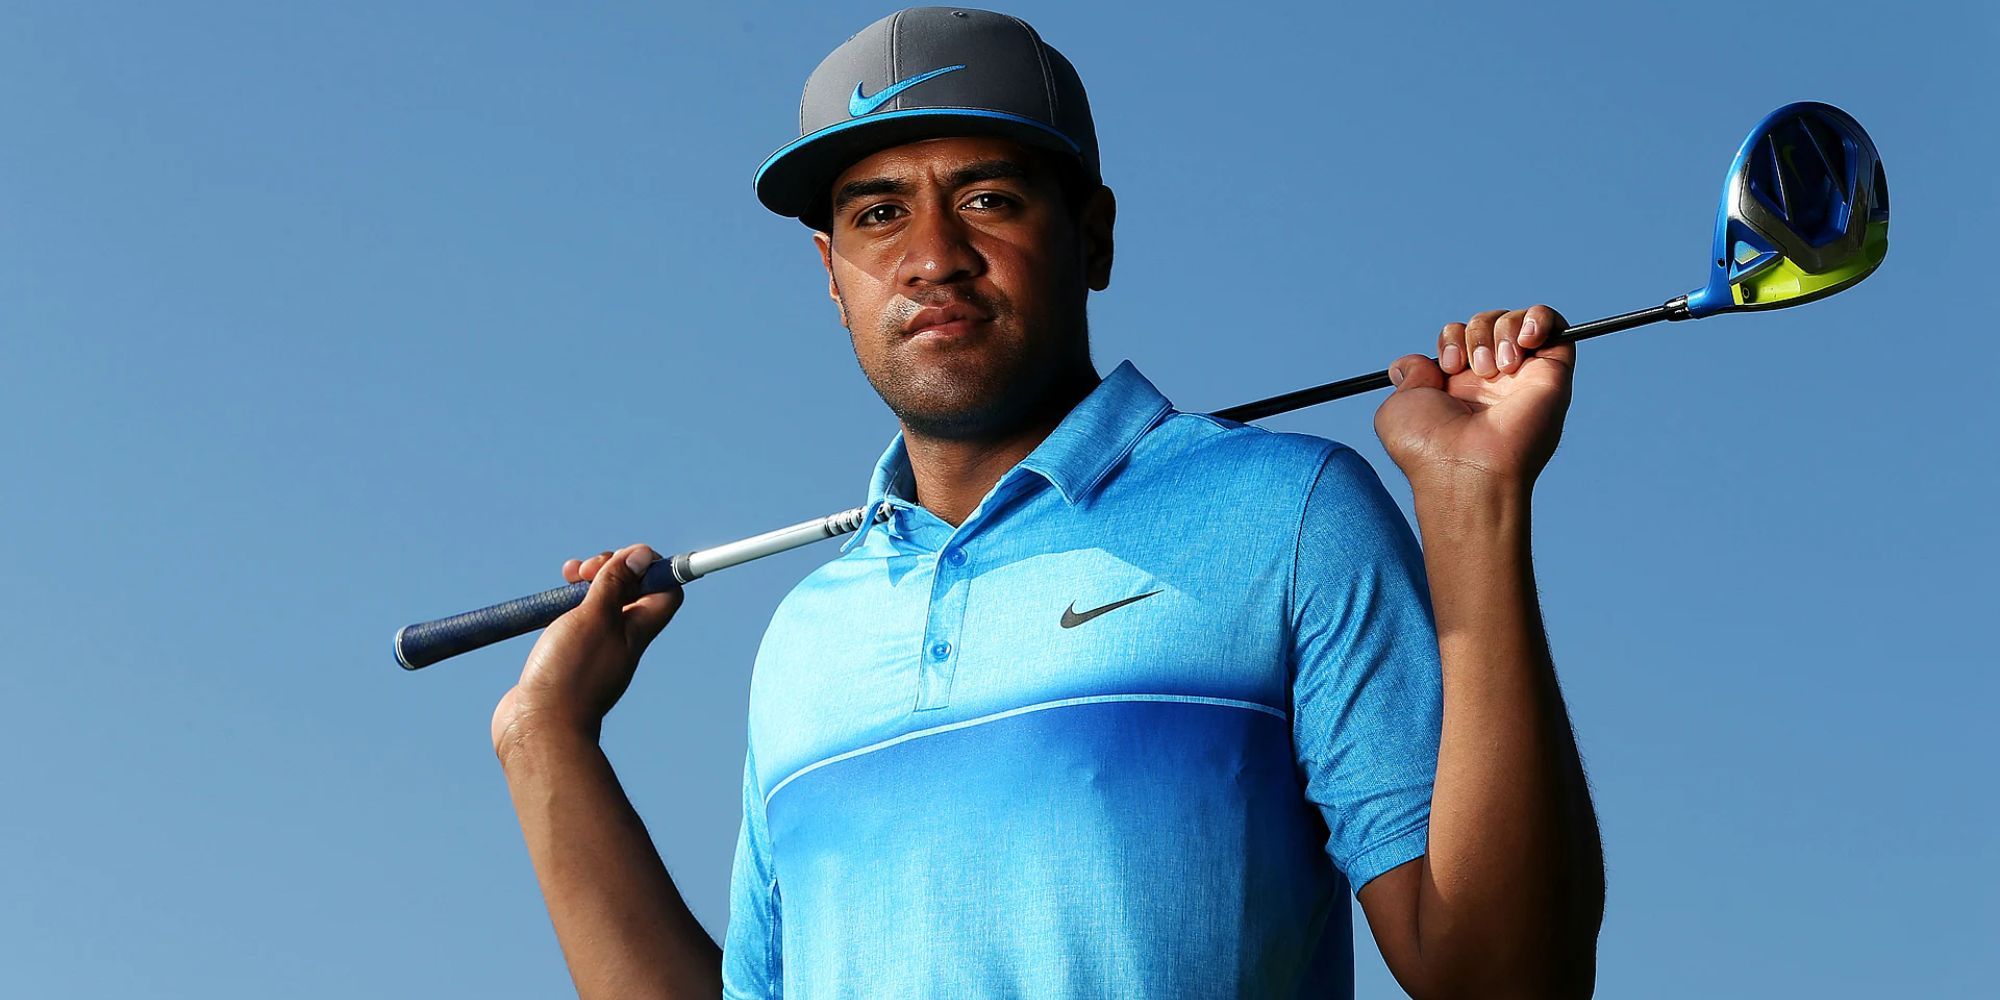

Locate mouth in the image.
[902,305,991,343]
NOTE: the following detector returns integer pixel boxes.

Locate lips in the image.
[903,304,990,338]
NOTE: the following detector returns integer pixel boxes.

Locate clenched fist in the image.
[1375,304,1576,496]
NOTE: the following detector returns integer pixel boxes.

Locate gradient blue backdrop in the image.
[4,2,1991,996]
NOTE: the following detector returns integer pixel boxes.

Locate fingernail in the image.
[1473,345,1495,375]
[1441,343,1462,370]
[1388,366,1403,386]
[1521,316,1539,343]
[1497,339,1518,369]
[625,547,658,574]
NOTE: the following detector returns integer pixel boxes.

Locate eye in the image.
[963,192,1015,211]
[855,203,905,227]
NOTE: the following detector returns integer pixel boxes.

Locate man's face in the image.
[813,135,1113,441]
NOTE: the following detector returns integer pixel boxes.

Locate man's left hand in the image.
[1375,305,1575,497]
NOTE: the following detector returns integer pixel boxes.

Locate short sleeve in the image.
[1289,444,1443,895]
[721,743,783,999]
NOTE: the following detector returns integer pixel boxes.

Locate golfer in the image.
[494,8,1604,998]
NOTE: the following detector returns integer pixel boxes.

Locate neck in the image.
[900,365,1100,527]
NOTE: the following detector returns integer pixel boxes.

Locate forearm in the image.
[1409,477,1604,994]
[499,722,722,999]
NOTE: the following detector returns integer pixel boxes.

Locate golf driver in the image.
[395,100,1888,671]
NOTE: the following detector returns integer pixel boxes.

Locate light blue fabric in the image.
[722,360,1442,999]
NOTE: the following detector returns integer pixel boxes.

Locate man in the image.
[492,7,1604,998]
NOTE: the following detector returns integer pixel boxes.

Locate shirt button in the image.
[944,549,967,567]
[930,641,952,660]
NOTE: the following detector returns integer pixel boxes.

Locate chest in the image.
[749,514,1297,793]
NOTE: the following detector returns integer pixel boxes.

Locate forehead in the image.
[830,135,1050,190]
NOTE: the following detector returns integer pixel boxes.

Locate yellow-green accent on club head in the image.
[1731,219,1888,308]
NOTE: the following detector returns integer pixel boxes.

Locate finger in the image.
[582,543,656,617]
[1388,353,1448,393]
[1530,332,1577,374]
[623,587,686,653]
[579,550,615,581]
[1464,309,1504,377]
[1494,309,1529,374]
[1518,304,1567,350]
[1437,323,1467,374]
[562,558,583,584]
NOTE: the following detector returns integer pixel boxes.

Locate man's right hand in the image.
[491,542,684,762]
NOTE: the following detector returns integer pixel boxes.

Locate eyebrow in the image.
[830,158,1036,216]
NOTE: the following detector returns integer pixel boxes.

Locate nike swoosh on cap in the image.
[1060,590,1163,629]
[848,64,966,118]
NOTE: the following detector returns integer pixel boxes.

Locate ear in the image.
[1081,185,1116,291]
[813,230,849,329]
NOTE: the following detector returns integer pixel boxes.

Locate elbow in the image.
[1408,932,1600,1000]
[1412,967,1596,1000]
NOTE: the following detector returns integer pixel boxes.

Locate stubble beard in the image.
[852,283,1089,442]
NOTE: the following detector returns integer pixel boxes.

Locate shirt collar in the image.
[841,360,1175,553]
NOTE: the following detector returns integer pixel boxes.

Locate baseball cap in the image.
[754,7,1100,228]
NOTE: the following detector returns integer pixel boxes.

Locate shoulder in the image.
[754,553,860,649]
[1127,409,1372,508]
[1142,414,1417,572]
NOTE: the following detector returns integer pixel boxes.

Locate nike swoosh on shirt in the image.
[848,64,966,117]
[1060,590,1163,629]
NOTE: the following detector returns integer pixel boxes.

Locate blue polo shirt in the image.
[722,360,1443,999]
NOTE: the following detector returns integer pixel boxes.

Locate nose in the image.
[895,201,984,287]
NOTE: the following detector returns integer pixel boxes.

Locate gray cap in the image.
[754,7,1099,227]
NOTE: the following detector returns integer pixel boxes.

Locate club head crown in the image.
[1686,102,1888,318]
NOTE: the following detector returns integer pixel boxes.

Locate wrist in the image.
[1408,468,1534,537]
[494,701,604,772]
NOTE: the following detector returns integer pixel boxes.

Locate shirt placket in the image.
[916,536,972,711]
[881,472,1033,713]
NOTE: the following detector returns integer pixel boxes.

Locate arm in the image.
[493,543,724,999]
[1358,306,1605,999]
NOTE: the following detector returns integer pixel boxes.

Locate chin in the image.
[868,346,1013,431]
[860,322,1080,439]
[890,385,1021,441]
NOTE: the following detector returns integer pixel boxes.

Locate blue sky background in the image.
[4,1,1993,996]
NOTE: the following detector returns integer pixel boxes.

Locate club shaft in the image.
[677,504,886,582]
[395,297,1690,669]
[1215,298,1688,422]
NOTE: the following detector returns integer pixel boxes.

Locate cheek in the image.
[830,266,900,346]
[831,257,890,308]
[989,252,1066,320]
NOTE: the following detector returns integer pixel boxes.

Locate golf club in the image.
[395,100,1887,671]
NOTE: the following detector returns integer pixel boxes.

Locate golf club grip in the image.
[394,559,688,670]
[395,507,882,669]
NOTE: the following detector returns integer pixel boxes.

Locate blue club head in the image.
[1684,102,1889,319]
